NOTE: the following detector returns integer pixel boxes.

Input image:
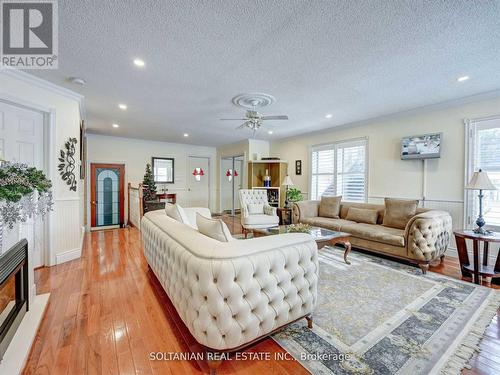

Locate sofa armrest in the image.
[264,204,277,216]
[405,210,452,262]
[292,200,320,223]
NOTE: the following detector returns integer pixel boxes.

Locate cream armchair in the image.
[239,189,279,237]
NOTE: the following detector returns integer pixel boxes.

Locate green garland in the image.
[0,162,52,203]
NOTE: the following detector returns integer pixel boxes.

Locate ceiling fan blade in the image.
[220,118,248,121]
[261,115,289,120]
[235,121,251,129]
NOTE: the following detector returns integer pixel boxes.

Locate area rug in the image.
[272,247,500,375]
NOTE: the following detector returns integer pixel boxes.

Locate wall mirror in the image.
[152,157,174,183]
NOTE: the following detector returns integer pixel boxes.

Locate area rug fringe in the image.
[440,291,500,375]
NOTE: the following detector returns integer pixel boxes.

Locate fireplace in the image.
[0,239,28,362]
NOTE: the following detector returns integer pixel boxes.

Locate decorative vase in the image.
[264,169,271,187]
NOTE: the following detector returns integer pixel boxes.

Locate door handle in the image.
[91,201,97,205]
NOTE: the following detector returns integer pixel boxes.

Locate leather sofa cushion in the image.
[341,223,405,247]
[241,213,279,226]
[303,217,356,231]
[248,203,264,214]
[196,213,234,242]
[382,198,419,230]
[319,195,342,218]
[345,207,378,224]
[165,203,191,226]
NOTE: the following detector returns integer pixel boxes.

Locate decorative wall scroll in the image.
[58,138,78,191]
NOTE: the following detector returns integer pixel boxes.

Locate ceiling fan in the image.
[220,110,289,135]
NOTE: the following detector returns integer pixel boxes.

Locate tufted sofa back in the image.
[141,211,319,351]
[239,189,269,208]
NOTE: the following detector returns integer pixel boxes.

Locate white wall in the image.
[86,135,217,221]
[271,95,500,256]
[0,71,84,270]
[271,96,500,203]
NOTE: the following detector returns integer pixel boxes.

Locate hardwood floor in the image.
[24,218,500,374]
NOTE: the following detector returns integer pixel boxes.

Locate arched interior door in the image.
[90,163,125,228]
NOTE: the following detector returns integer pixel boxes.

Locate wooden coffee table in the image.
[253,225,352,264]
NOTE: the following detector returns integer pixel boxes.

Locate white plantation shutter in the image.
[467,117,500,229]
[311,139,367,201]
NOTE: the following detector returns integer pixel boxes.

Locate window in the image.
[310,139,367,201]
[466,117,500,230]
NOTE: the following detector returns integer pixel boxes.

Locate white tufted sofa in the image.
[141,210,319,357]
[239,189,279,237]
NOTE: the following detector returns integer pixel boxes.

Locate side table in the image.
[277,207,292,225]
[454,230,500,285]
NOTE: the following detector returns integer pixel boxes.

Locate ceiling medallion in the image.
[231,93,276,109]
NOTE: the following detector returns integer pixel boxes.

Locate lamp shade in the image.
[465,169,496,190]
[282,175,294,186]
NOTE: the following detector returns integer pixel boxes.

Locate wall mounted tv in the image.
[401,133,442,160]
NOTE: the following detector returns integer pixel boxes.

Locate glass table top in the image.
[254,225,349,241]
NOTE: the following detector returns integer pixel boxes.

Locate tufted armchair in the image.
[239,189,279,237]
[141,210,318,373]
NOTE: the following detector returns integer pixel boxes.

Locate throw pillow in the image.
[346,207,378,225]
[165,203,190,225]
[319,195,342,218]
[196,213,234,242]
[248,203,264,214]
[382,198,419,230]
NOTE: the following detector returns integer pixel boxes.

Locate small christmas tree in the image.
[142,163,157,201]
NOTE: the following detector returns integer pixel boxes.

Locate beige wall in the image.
[271,96,500,204]
[87,134,217,218]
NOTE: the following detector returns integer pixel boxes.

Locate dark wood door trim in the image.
[90,163,125,227]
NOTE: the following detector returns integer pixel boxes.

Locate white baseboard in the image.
[444,246,498,265]
[55,247,81,264]
[53,226,85,265]
[0,293,50,375]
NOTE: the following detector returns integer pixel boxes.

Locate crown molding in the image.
[0,69,86,120]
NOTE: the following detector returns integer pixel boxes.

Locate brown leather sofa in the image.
[292,199,452,273]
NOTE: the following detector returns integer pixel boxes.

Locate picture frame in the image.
[295,160,302,175]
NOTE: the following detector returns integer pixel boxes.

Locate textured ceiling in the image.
[32,0,500,146]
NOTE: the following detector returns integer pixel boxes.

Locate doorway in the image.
[0,100,45,267]
[90,163,125,229]
[187,156,210,207]
[221,155,244,215]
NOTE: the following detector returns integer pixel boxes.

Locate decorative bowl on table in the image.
[286,223,311,233]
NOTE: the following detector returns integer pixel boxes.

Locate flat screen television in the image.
[401,133,442,160]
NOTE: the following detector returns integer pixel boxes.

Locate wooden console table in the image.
[454,230,500,285]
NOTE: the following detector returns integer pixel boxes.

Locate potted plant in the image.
[0,162,53,251]
[287,187,303,203]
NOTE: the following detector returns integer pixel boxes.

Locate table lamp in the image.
[282,175,294,208]
[465,169,496,234]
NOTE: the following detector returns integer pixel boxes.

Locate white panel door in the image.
[187,156,210,207]
[0,102,44,266]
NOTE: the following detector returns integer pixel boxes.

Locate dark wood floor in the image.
[24,217,500,374]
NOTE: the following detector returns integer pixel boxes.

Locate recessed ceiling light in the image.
[457,75,469,82]
[112,123,119,128]
[118,103,127,110]
[183,133,189,137]
[133,58,145,67]
[325,114,333,119]
[268,130,273,134]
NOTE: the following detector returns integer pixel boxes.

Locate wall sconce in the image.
[192,167,204,181]
[226,169,238,181]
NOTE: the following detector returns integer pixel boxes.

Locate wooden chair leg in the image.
[305,315,313,329]
[207,359,222,375]
[418,263,429,274]
[440,255,445,264]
